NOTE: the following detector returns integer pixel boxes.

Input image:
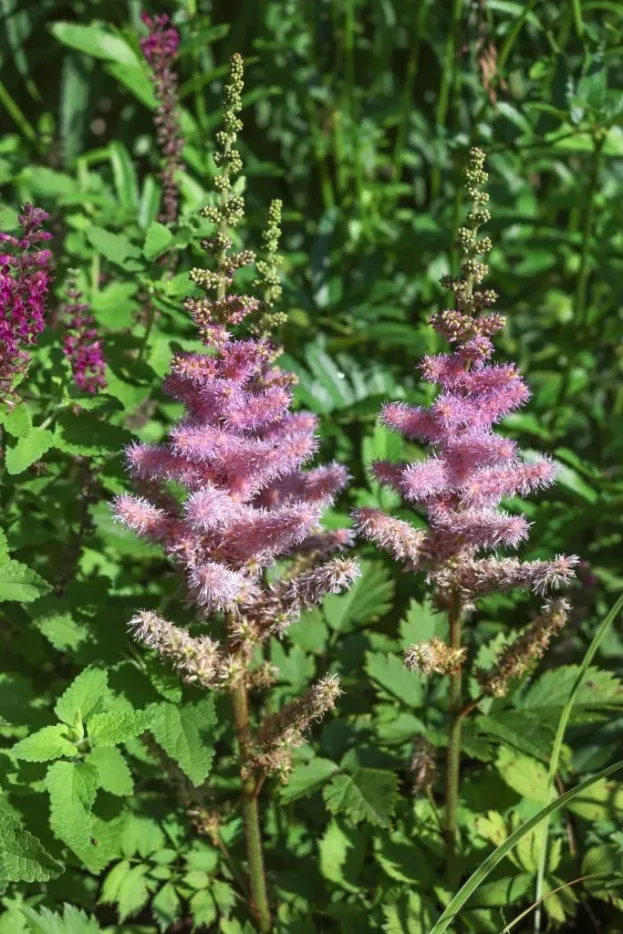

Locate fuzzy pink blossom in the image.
[357,148,578,605]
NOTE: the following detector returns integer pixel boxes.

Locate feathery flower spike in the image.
[62,276,106,394]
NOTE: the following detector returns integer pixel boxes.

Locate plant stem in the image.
[230,682,272,933]
[445,591,463,888]
[431,0,463,200]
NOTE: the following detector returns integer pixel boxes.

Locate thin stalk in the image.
[230,682,272,933]
[431,0,463,200]
[533,593,623,934]
[551,133,603,425]
[0,78,41,150]
[445,591,463,888]
[392,1,427,182]
[570,0,584,37]
[186,0,209,134]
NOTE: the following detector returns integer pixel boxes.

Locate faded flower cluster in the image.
[62,278,107,394]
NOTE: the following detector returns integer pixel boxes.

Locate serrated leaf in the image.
[116,864,151,921]
[496,747,548,802]
[86,226,142,271]
[281,758,339,803]
[0,560,51,602]
[319,819,365,892]
[470,873,534,907]
[190,890,217,928]
[54,412,134,456]
[46,760,98,850]
[86,746,133,796]
[0,403,32,437]
[0,811,63,884]
[21,904,102,934]
[88,703,155,746]
[55,668,108,728]
[521,665,623,712]
[476,711,553,761]
[12,725,77,762]
[151,699,216,786]
[5,428,54,474]
[568,777,623,821]
[120,813,165,858]
[143,221,173,260]
[399,599,448,647]
[153,882,181,932]
[323,769,398,827]
[323,562,394,632]
[374,834,435,885]
[366,651,424,707]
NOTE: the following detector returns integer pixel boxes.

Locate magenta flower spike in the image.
[62,278,107,394]
[140,11,184,225]
[354,148,578,611]
[114,56,358,744]
[0,204,53,402]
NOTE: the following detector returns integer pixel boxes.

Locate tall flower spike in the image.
[140,11,183,225]
[252,199,288,343]
[62,275,106,394]
[354,147,578,614]
[116,52,356,686]
[0,205,53,403]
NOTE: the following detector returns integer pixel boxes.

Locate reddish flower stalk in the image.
[115,56,356,933]
[0,205,53,402]
[62,279,106,394]
[353,148,578,884]
[140,11,184,225]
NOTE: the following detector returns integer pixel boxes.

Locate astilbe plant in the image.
[0,204,53,402]
[353,148,579,884]
[62,276,107,394]
[114,54,358,933]
[140,11,183,225]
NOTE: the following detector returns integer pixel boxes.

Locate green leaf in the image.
[21,904,102,934]
[143,221,173,260]
[0,528,9,563]
[399,598,448,647]
[86,746,133,796]
[521,664,623,713]
[153,882,181,932]
[54,412,134,456]
[116,864,150,921]
[0,811,63,884]
[46,760,98,851]
[323,562,394,632]
[88,703,155,746]
[323,769,399,827]
[567,777,623,821]
[85,226,143,271]
[319,819,365,892]
[190,891,217,928]
[496,747,548,802]
[374,834,435,885]
[0,403,32,438]
[5,428,54,474]
[55,668,108,728]
[0,560,51,602]
[281,758,339,803]
[12,725,77,762]
[108,141,139,211]
[366,651,424,707]
[476,711,553,761]
[470,873,534,907]
[50,22,138,66]
[151,699,216,786]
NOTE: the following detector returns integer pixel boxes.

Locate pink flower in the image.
[62,281,106,394]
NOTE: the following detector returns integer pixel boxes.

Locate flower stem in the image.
[230,682,272,933]
[445,592,463,888]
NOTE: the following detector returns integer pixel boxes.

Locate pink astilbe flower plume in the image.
[140,11,183,225]
[0,205,53,402]
[116,55,355,726]
[354,146,578,620]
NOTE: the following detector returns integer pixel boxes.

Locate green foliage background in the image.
[1,0,623,932]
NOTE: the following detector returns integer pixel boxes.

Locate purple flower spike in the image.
[140,11,184,225]
[0,204,53,402]
[62,281,106,394]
